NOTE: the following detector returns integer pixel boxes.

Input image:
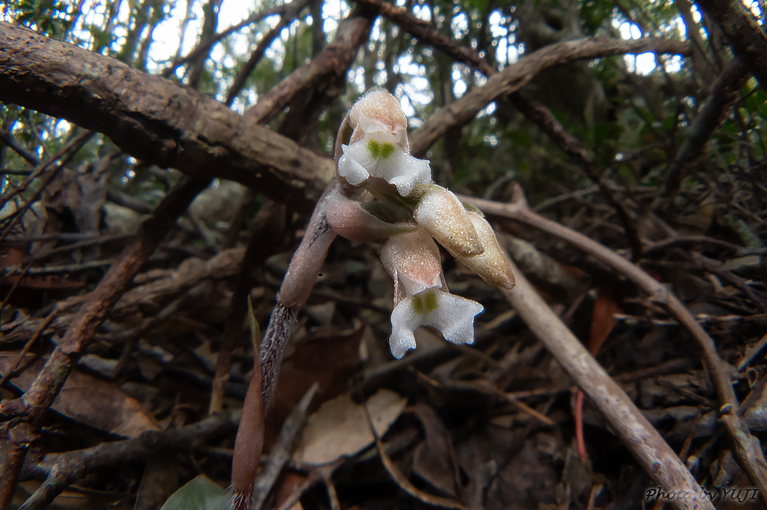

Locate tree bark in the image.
[695,0,767,89]
[0,22,334,212]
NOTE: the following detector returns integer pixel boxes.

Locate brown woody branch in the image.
[501,256,711,510]
[695,0,767,89]
[0,24,691,213]
[465,188,767,506]
[0,22,334,213]
[410,37,691,157]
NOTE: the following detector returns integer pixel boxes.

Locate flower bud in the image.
[414,186,483,257]
[348,89,409,150]
[458,212,516,290]
[336,90,432,197]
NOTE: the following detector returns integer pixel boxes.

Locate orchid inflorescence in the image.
[324,89,515,359]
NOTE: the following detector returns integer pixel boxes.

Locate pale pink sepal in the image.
[381,230,443,297]
[414,186,483,257]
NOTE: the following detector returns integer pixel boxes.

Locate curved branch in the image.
[0,22,334,213]
[502,258,711,510]
[466,189,767,505]
[410,37,691,156]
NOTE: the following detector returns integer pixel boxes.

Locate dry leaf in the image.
[0,353,159,438]
[294,389,407,465]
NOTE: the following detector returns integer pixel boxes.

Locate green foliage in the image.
[160,475,232,510]
[580,0,615,34]
[5,0,73,37]
[2,0,764,223]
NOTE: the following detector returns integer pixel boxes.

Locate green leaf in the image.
[160,475,232,510]
[504,129,532,149]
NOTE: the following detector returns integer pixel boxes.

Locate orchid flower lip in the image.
[382,231,484,359]
[389,288,484,359]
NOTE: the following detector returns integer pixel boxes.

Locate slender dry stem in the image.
[464,187,767,504]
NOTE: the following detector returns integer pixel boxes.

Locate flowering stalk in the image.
[332,88,515,357]
[261,88,516,414]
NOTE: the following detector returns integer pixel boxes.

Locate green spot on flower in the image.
[380,142,395,159]
[368,139,380,158]
[424,291,438,312]
[411,295,425,315]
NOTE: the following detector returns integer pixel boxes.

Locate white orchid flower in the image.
[381,230,484,359]
[326,89,513,359]
[336,89,432,197]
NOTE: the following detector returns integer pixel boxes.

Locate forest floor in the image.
[2,163,767,510]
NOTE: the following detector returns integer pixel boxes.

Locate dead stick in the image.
[465,187,767,504]
[501,256,710,510]
[0,177,211,510]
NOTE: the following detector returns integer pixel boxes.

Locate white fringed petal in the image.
[389,290,484,359]
[337,137,432,197]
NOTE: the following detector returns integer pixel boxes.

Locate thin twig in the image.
[0,177,210,510]
[0,311,57,387]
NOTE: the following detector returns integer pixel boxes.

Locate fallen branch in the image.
[501,254,709,510]
[0,22,334,212]
[464,185,767,505]
[410,37,691,157]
